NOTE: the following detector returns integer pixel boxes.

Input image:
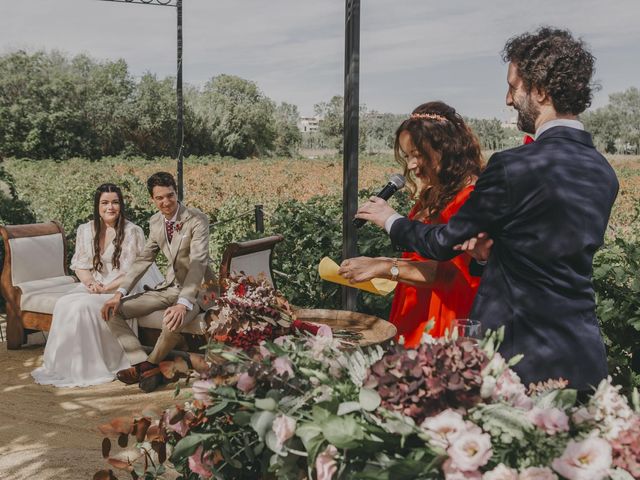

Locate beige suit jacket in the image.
[120,204,216,309]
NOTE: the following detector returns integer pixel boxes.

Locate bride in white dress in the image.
[31,183,163,387]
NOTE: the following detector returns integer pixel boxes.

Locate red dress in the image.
[388,185,480,348]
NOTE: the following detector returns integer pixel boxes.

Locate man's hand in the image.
[354,197,398,229]
[163,304,187,332]
[453,232,494,262]
[338,256,386,283]
[101,292,123,321]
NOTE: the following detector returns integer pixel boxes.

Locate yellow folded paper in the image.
[318,257,397,296]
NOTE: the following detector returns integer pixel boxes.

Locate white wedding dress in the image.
[31,220,164,387]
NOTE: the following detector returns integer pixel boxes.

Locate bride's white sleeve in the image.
[119,223,145,272]
[70,223,93,271]
[124,223,164,294]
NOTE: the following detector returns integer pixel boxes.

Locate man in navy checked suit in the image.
[356,27,618,391]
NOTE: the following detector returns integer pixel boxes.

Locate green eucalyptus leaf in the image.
[322,415,364,449]
[359,388,381,412]
[255,397,278,411]
[250,410,276,440]
[170,433,215,462]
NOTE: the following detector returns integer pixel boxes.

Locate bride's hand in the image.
[87,282,104,294]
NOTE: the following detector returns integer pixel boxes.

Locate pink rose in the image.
[259,344,272,359]
[528,407,570,435]
[482,463,518,480]
[237,372,256,393]
[315,444,338,480]
[442,458,481,480]
[519,466,558,480]
[273,356,295,378]
[191,379,216,405]
[493,368,533,410]
[551,437,612,480]
[272,414,296,448]
[447,429,493,472]
[317,324,333,338]
[421,409,467,449]
[188,446,213,478]
[163,408,190,437]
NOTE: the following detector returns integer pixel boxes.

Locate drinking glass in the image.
[454,318,482,340]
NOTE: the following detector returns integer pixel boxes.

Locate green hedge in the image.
[1,168,638,393]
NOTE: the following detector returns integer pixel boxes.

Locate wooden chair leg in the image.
[5,304,24,350]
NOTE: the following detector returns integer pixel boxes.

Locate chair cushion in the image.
[16,276,77,294]
[230,250,274,286]
[137,310,207,335]
[9,234,67,285]
[20,283,80,314]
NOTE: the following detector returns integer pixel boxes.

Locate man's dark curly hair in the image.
[502,27,596,115]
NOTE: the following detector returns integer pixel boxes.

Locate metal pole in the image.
[254,204,264,233]
[341,0,360,311]
[176,0,184,201]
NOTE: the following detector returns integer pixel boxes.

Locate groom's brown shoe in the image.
[139,368,164,393]
[116,366,140,385]
[116,361,157,385]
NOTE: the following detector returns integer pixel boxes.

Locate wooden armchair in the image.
[219,235,285,289]
[0,222,79,349]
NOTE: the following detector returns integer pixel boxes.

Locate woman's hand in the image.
[355,197,398,229]
[338,257,388,283]
[86,281,104,294]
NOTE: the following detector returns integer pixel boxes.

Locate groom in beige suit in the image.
[101,171,214,392]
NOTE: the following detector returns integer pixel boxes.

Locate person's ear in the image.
[533,87,551,106]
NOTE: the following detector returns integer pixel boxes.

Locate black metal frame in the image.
[342,0,360,310]
[96,0,361,309]
[97,0,184,202]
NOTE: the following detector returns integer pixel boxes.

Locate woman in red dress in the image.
[339,101,484,347]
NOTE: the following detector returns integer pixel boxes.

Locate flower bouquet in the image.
[97,321,640,480]
[206,273,363,351]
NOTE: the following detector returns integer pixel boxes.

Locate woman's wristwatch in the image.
[390,258,399,281]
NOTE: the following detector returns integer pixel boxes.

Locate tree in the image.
[273,102,302,157]
[465,118,507,151]
[583,87,640,154]
[200,74,276,158]
[314,95,344,151]
[126,73,176,157]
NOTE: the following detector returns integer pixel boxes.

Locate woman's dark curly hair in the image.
[394,101,483,221]
[502,26,596,115]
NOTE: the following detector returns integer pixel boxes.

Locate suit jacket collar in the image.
[535,125,595,148]
[154,204,191,262]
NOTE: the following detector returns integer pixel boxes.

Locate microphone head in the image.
[389,173,406,190]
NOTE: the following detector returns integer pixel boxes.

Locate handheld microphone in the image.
[353,173,406,228]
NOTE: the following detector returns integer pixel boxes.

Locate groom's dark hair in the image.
[147,171,177,196]
[502,26,596,115]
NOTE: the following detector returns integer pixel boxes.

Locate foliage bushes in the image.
[1,156,639,392]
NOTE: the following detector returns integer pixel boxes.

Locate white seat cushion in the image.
[16,276,76,294]
[9,234,67,285]
[20,283,80,314]
[137,310,207,335]
[230,250,274,286]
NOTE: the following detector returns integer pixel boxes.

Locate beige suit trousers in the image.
[107,286,201,365]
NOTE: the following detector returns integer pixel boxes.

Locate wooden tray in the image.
[293,308,396,347]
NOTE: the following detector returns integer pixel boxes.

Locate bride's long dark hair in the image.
[92,183,126,272]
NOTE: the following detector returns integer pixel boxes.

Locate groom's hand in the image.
[163,304,187,332]
[453,232,494,262]
[101,292,123,321]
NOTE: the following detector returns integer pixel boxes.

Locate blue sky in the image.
[1,0,639,120]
